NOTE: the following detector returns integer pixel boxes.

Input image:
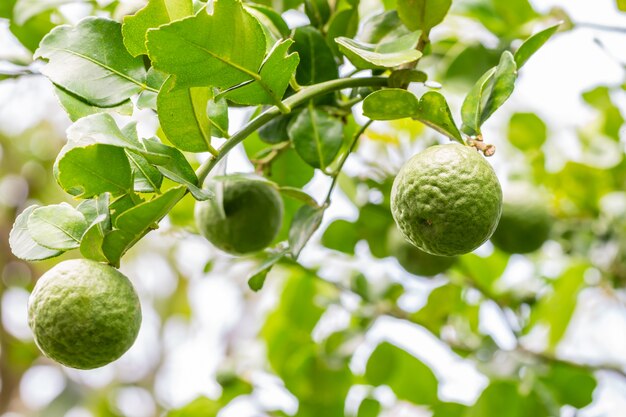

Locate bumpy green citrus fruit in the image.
[28,259,141,369]
[391,144,502,256]
[387,226,456,276]
[195,176,283,255]
[490,183,552,254]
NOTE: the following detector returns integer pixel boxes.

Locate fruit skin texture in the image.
[490,183,552,254]
[28,259,141,370]
[391,144,502,256]
[387,226,456,277]
[195,176,284,255]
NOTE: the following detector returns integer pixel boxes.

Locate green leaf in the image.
[480,51,517,124]
[397,0,451,32]
[465,381,549,417]
[167,396,220,417]
[538,362,596,408]
[122,0,193,57]
[357,398,381,417]
[291,26,339,85]
[53,86,134,122]
[126,150,163,193]
[79,194,111,262]
[36,17,147,107]
[9,9,56,52]
[288,107,344,170]
[327,7,359,57]
[456,250,509,295]
[365,342,438,405]
[508,112,547,151]
[410,283,463,334]
[514,23,560,69]
[247,249,288,291]
[431,402,468,417]
[335,31,422,69]
[245,4,290,45]
[461,67,497,136]
[222,38,299,106]
[321,219,359,255]
[357,10,410,44]
[529,263,588,349]
[66,114,148,154]
[157,76,214,152]
[414,91,463,143]
[362,88,420,120]
[28,203,88,251]
[103,186,186,265]
[137,67,168,110]
[259,114,291,144]
[305,0,331,28]
[146,0,266,90]
[279,187,319,207]
[289,205,325,257]
[56,144,133,198]
[207,94,230,138]
[618,0,626,11]
[142,138,212,200]
[9,205,64,261]
[265,149,315,188]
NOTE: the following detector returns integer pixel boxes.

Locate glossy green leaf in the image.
[28,203,88,251]
[223,39,299,106]
[122,0,193,57]
[137,67,168,110]
[456,250,510,295]
[247,249,288,291]
[66,114,146,154]
[304,0,331,28]
[126,150,163,193]
[335,31,422,69]
[103,186,186,265]
[288,107,344,170]
[53,86,134,122]
[397,0,451,32]
[289,205,325,257]
[362,88,420,120]
[356,203,393,258]
[259,114,291,144]
[365,342,438,405]
[415,91,463,143]
[480,51,517,124]
[411,283,463,334]
[147,0,266,90]
[278,187,318,207]
[245,4,291,44]
[291,26,338,85]
[529,263,588,349]
[514,23,560,69]
[508,112,547,151]
[56,144,133,198]
[142,138,211,200]
[79,194,111,262]
[157,76,214,152]
[357,10,410,44]
[9,205,64,261]
[36,17,147,107]
[461,67,496,136]
[327,7,359,57]
[9,9,56,52]
[321,219,359,255]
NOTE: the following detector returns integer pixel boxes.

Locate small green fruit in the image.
[28,259,141,369]
[391,144,502,256]
[195,176,283,255]
[490,183,552,254]
[387,226,456,276]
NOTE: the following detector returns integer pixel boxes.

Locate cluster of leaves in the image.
[3,0,625,415]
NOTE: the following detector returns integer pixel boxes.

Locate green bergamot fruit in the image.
[490,183,552,254]
[391,144,502,256]
[387,226,457,276]
[195,176,283,255]
[28,259,141,369]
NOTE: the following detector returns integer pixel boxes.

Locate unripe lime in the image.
[490,183,552,254]
[195,176,283,255]
[391,144,502,256]
[387,226,456,276]
[28,259,141,369]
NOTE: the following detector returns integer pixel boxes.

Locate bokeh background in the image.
[1,0,626,416]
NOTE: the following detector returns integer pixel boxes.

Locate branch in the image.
[575,21,626,34]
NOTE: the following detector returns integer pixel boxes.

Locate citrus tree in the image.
[1,0,626,415]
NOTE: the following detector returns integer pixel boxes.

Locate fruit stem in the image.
[324,120,373,206]
[195,76,389,184]
[468,138,496,157]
